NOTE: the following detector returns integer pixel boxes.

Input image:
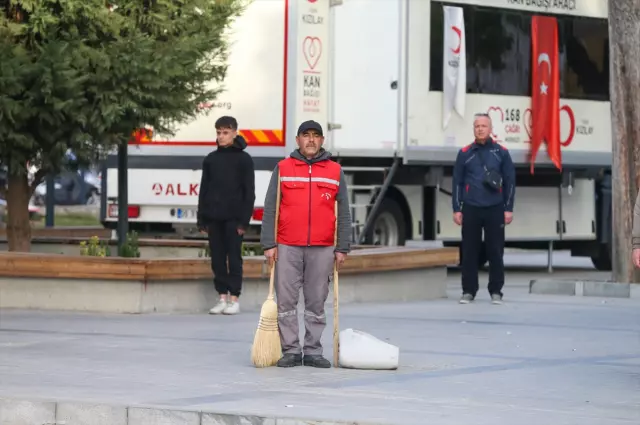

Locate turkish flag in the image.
[530,15,561,173]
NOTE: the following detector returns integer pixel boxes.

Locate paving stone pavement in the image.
[1,251,639,424]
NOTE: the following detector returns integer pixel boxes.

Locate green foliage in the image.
[0,0,246,181]
[119,230,140,258]
[79,231,140,257]
[198,242,263,258]
[243,243,264,256]
[79,236,111,257]
[198,243,211,258]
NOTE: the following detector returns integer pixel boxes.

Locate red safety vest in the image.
[277,156,342,246]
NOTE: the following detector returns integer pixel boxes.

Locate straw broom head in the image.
[251,266,281,367]
[251,169,282,368]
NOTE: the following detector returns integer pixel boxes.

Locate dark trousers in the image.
[461,204,505,297]
[207,220,243,297]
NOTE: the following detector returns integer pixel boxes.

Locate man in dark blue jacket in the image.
[452,113,516,305]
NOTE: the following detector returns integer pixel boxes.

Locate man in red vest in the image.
[260,120,352,368]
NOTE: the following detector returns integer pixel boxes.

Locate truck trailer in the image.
[100,0,613,270]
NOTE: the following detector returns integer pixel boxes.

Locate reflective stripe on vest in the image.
[280,176,340,187]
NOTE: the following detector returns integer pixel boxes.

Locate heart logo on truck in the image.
[523,108,532,141]
[303,36,322,70]
[523,105,575,147]
[486,106,504,139]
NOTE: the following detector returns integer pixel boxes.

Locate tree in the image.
[0,0,244,251]
[609,0,640,283]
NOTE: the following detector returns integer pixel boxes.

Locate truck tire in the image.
[591,242,612,271]
[364,197,406,246]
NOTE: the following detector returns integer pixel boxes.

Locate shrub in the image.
[198,242,263,257]
[79,236,110,257]
[120,231,141,258]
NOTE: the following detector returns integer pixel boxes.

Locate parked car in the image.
[31,170,101,206]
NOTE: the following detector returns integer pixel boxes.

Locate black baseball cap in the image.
[297,120,323,136]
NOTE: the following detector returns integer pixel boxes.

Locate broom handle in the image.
[333,200,339,367]
[268,169,281,300]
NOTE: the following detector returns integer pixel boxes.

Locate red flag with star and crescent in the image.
[530,15,561,174]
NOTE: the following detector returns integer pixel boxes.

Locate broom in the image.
[332,201,340,367]
[251,170,282,368]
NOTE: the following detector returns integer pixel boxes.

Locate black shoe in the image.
[276,353,302,368]
[303,354,331,368]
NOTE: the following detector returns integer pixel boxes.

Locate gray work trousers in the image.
[275,244,335,356]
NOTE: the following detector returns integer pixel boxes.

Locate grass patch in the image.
[32,212,100,227]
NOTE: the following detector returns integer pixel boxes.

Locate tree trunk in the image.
[5,170,33,252]
[609,0,640,283]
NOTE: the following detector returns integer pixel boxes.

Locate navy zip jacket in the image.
[452,138,516,213]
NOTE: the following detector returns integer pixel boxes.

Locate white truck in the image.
[101,0,613,270]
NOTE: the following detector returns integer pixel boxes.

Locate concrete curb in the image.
[529,279,640,299]
[0,398,387,425]
[0,267,448,314]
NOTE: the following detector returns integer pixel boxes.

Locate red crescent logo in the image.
[560,105,575,147]
[451,26,462,54]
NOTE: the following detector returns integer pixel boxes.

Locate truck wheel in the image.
[591,243,612,271]
[364,197,406,246]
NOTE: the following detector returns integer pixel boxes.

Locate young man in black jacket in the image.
[197,116,256,315]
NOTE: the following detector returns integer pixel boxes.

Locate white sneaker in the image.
[209,299,228,315]
[223,301,240,315]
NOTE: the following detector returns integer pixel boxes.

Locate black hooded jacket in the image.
[197,135,256,229]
